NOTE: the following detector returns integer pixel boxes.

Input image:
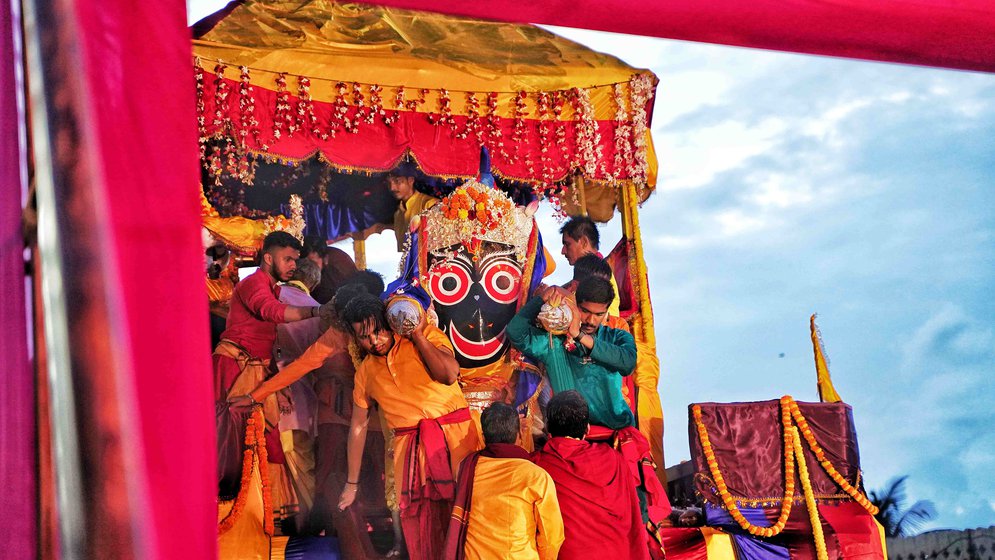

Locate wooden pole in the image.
[353,236,367,270]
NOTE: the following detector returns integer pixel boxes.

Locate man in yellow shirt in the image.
[389,164,438,251]
[336,293,481,560]
[443,402,564,560]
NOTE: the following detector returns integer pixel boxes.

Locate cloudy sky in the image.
[189,2,994,530]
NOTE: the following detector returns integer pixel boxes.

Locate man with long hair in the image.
[336,293,481,560]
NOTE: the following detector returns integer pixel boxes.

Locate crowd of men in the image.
[215,184,669,559]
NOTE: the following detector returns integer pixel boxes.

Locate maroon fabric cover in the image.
[0,1,36,557]
[71,0,216,557]
[689,400,863,505]
[533,437,650,560]
[353,0,995,73]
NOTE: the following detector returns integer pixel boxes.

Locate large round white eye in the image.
[481,260,522,304]
[429,263,472,305]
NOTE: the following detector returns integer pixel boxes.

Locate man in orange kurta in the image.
[229,279,384,558]
[443,403,563,560]
[336,293,481,560]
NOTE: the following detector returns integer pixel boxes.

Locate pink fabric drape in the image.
[0,2,36,559]
[69,0,215,558]
[355,0,995,73]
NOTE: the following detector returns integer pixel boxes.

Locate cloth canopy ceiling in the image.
[192,0,659,222]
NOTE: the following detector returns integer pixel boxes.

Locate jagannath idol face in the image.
[427,241,523,368]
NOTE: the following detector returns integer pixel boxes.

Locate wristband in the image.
[345,480,359,485]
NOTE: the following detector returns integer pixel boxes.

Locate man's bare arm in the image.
[338,404,371,510]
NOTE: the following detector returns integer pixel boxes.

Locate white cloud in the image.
[748,173,813,209]
[657,118,787,191]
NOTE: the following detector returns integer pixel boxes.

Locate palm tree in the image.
[869,476,938,537]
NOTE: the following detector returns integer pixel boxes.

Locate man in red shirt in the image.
[213,231,322,535]
[532,390,650,560]
[214,231,322,398]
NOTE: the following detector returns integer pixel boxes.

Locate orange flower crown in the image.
[422,180,533,262]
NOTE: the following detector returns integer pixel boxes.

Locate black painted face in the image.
[427,241,523,369]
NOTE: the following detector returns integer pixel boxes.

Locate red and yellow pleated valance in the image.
[192,1,659,197]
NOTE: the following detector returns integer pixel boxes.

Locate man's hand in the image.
[277,389,293,415]
[541,286,572,307]
[338,483,358,511]
[318,300,337,330]
[565,298,581,339]
[404,308,428,340]
[227,394,259,414]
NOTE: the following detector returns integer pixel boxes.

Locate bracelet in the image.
[345,480,359,485]
[247,394,260,406]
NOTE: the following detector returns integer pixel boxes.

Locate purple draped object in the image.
[689,400,864,504]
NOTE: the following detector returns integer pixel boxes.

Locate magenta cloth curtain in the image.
[69,0,216,558]
[355,0,995,73]
[0,1,35,558]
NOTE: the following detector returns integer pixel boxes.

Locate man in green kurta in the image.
[508,277,671,558]
[507,277,636,430]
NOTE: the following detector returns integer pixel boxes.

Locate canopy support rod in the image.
[353,236,367,270]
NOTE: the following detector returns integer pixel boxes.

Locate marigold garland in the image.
[786,398,879,515]
[256,409,274,536]
[693,394,880,544]
[628,74,653,185]
[194,61,207,161]
[792,426,830,560]
[296,76,324,140]
[273,72,293,139]
[218,408,273,536]
[692,399,796,537]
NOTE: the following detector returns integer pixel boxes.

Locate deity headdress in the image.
[386,149,547,369]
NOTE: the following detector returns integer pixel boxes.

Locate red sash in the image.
[587,426,672,556]
[394,407,472,510]
[442,443,532,560]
